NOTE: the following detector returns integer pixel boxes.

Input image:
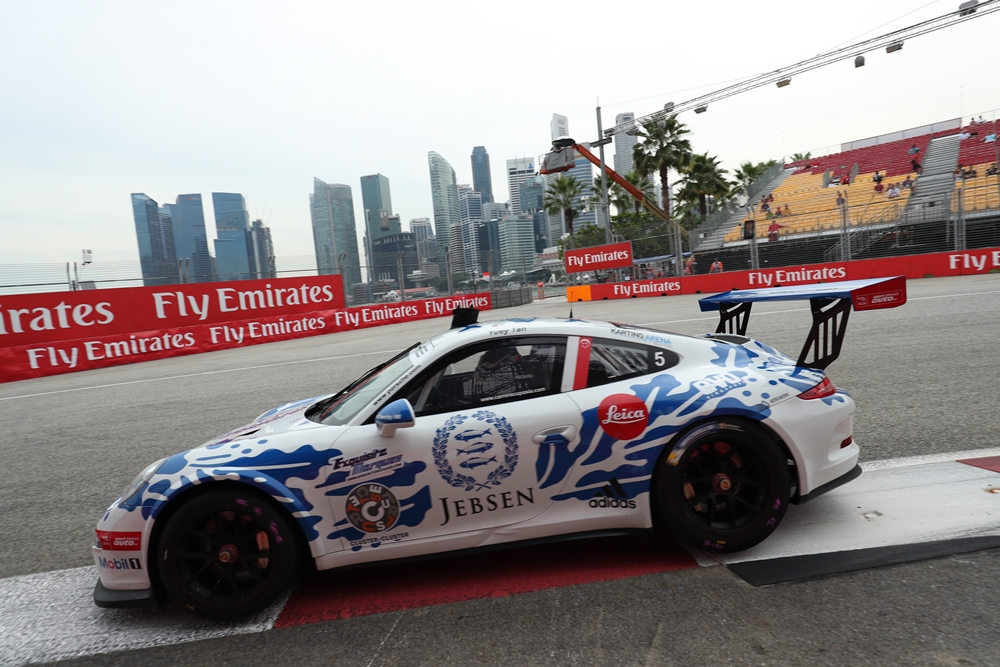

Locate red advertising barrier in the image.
[564,241,633,273]
[0,278,491,383]
[572,246,1000,302]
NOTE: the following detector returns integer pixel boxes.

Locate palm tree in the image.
[791,152,812,162]
[631,115,692,221]
[544,175,585,249]
[732,160,772,199]
[678,153,731,222]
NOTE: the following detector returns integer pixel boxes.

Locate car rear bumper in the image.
[93,579,162,609]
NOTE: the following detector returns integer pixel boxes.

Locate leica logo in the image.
[602,405,647,425]
[597,394,649,440]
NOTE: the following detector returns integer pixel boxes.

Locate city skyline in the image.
[4,2,998,264]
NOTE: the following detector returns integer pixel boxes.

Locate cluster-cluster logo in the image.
[345,483,400,533]
[95,530,142,551]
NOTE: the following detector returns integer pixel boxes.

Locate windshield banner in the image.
[0,292,491,383]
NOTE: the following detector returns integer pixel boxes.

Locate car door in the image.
[325,335,583,550]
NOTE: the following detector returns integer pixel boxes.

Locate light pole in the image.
[396,250,406,301]
[596,103,613,245]
[840,191,852,262]
[444,246,453,296]
[337,253,349,303]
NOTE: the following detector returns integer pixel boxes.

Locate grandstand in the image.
[687,115,1000,275]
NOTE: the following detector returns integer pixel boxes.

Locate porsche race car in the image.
[93,277,906,620]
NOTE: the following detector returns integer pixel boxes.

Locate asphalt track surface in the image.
[2,274,1000,666]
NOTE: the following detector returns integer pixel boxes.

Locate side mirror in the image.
[375,399,415,438]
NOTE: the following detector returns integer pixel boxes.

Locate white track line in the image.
[0,567,287,667]
[2,449,1000,666]
[0,349,401,402]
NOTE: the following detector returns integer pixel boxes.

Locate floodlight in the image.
[959,0,978,16]
[663,102,675,112]
[855,55,865,68]
[695,106,708,114]
[886,42,903,53]
[776,78,791,88]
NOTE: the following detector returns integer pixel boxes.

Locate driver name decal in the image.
[597,394,649,440]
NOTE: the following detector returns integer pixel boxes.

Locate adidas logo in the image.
[589,478,637,509]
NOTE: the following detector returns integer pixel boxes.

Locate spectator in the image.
[911,158,922,174]
[761,201,771,212]
[874,181,885,193]
[765,209,775,220]
[888,184,901,199]
[986,163,999,176]
[684,254,697,275]
[908,144,920,155]
[782,204,791,216]
[840,173,851,185]
[710,258,724,273]
[959,130,972,140]
[964,166,978,179]
[954,165,965,181]
[902,175,913,189]
[836,191,845,207]
[872,170,883,184]
[767,220,783,242]
[978,115,985,124]
[766,194,774,203]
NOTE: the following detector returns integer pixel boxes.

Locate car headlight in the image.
[119,457,167,506]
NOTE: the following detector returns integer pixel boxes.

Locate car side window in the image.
[585,338,679,388]
[401,337,566,417]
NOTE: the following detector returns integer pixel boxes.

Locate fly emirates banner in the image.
[0,276,491,383]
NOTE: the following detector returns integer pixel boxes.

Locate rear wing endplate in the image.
[698,276,906,369]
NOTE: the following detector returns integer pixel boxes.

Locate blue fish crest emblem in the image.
[433,410,517,492]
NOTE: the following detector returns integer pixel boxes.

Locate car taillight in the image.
[799,377,835,400]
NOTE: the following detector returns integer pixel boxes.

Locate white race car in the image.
[93,277,906,620]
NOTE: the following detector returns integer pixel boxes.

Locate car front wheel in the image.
[654,420,790,553]
[159,489,299,621]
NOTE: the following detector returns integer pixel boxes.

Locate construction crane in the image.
[606,0,1000,137]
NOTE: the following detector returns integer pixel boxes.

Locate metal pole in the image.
[487,249,495,293]
[337,253,349,303]
[841,191,852,262]
[596,103,612,245]
[396,250,406,301]
[445,246,454,296]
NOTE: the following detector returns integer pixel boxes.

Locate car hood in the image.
[200,395,331,448]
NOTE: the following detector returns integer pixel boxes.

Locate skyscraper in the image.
[518,174,549,252]
[171,194,214,283]
[471,146,494,204]
[505,157,536,215]
[458,185,483,275]
[551,113,569,141]
[131,193,179,286]
[427,151,464,274]
[613,112,638,176]
[409,218,433,241]
[251,219,275,278]
[310,178,362,287]
[499,214,536,276]
[212,193,253,282]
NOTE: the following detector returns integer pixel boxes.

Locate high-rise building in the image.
[310,178,362,287]
[506,157,536,215]
[519,174,549,252]
[550,113,569,142]
[409,218,434,241]
[483,201,510,223]
[458,185,483,276]
[371,233,418,289]
[212,193,254,282]
[499,214,536,276]
[131,193,179,286]
[613,112,637,176]
[170,194,214,283]
[360,174,400,272]
[427,151,464,274]
[471,146,494,204]
[251,219,275,278]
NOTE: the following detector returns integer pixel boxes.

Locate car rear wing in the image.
[698,276,907,369]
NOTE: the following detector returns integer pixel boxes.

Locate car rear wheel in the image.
[654,420,789,553]
[159,489,299,621]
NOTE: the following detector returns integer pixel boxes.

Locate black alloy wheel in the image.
[655,420,789,553]
[159,490,299,621]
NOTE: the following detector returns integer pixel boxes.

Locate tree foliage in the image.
[544,174,585,249]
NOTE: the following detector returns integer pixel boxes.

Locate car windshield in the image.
[311,349,416,426]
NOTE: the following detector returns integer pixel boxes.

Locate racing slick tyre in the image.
[159,489,300,621]
[654,420,790,554]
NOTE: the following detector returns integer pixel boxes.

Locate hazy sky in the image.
[2,0,998,265]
